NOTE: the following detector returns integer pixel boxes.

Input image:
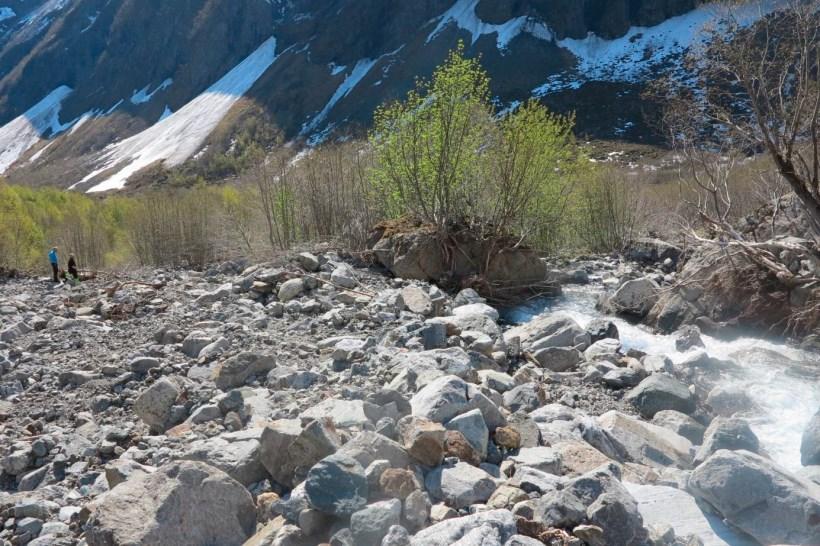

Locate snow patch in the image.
[535,1,779,95]
[0,86,72,173]
[300,57,378,138]
[81,12,99,33]
[329,63,347,76]
[158,105,173,121]
[130,78,173,105]
[0,7,15,22]
[81,37,279,193]
[428,0,553,50]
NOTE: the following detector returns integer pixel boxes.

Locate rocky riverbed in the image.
[1,250,819,546]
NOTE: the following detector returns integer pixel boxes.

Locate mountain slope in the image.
[0,0,747,191]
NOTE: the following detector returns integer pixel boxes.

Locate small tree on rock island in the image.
[369,42,585,255]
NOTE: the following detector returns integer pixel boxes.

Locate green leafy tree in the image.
[370,43,493,233]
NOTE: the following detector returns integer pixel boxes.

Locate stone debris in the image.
[0,249,814,546]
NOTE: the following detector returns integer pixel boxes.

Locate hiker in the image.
[67,254,79,282]
[48,247,59,283]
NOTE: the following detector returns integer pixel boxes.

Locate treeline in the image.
[1,46,649,274]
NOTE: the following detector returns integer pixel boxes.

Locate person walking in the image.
[48,247,59,283]
[67,254,79,283]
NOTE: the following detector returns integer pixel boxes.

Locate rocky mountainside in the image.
[0,0,729,191]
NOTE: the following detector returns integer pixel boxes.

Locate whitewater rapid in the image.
[506,285,820,473]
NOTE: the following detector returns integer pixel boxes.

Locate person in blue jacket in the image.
[48,247,59,283]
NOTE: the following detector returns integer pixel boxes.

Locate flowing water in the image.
[505,285,820,473]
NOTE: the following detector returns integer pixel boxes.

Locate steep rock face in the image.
[0,0,720,190]
[476,0,698,39]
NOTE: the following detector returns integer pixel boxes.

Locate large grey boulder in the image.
[409,509,517,546]
[802,409,820,466]
[625,374,695,419]
[278,278,304,302]
[626,483,758,546]
[214,352,276,390]
[350,499,402,546]
[526,463,648,546]
[504,313,584,350]
[84,461,255,546]
[410,375,471,423]
[693,417,759,465]
[689,450,820,545]
[597,411,693,469]
[259,419,302,486]
[305,453,368,516]
[445,409,488,459]
[605,277,660,317]
[182,428,267,486]
[652,410,706,445]
[425,462,498,509]
[133,378,180,432]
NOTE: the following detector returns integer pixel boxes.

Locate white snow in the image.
[427,0,553,50]
[0,86,72,173]
[329,63,347,76]
[535,1,779,95]
[0,7,15,22]
[28,141,53,163]
[69,109,101,135]
[300,57,378,137]
[104,99,123,115]
[130,78,173,105]
[82,37,279,193]
[158,105,173,121]
[81,12,98,33]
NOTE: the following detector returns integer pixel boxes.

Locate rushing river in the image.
[505,285,820,473]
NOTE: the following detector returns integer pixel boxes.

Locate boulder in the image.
[182,429,267,486]
[181,330,213,358]
[409,509,517,546]
[689,449,820,545]
[296,252,320,272]
[625,374,695,419]
[398,416,447,467]
[585,319,619,343]
[693,417,760,465]
[503,313,582,349]
[133,378,180,432]
[502,383,545,413]
[532,347,582,372]
[604,277,660,317]
[84,461,255,546]
[674,325,704,352]
[802,409,820,466]
[371,227,550,291]
[260,419,303,486]
[215,352,276,390]
[350,499,402,546]
[598,411,693,469]
[410,375,471,423]
[401,286,434,316]
[704,385,756,417]
[651,410,706,445]
[331,264,358,288]
[305,454,368,516]
[425,462,498,509]
[445,409,489,460]
[300,398,373,429]
[276,279,303,303]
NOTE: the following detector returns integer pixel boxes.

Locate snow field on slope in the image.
[81,37,279,193]
[0,86,72,173]
[427,0,552,50]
